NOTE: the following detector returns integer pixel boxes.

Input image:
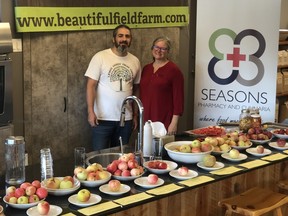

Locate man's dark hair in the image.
[112,24,132,38]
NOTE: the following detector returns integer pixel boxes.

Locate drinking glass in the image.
[74,147,86,168]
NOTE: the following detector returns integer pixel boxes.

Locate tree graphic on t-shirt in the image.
[109,63,132,91]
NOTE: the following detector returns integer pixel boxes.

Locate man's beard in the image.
[116,42,129,53]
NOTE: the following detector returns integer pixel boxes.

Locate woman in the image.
[140,36,184,135]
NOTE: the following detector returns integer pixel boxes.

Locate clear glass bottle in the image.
[239,109,253,132]
[5,136,26,185]
[251,108,262,128]
[40,148,54,181]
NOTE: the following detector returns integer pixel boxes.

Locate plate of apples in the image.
[99,180,131,196]
[169,166,198,180]
[268,138,288,150]
[246,145,272,156]
[221,149,248,162]
[3,180,48,209]
[74,164,112,187]
[143,160,178,174]
[134,174,164,188]
[271,129,288,139]
[68,189,102,207]
[41,176,80,196]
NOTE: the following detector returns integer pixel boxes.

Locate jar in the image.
[40,148,54,181]
[239,109,253,132]
[5,136,26,185]
[251,108,262,128]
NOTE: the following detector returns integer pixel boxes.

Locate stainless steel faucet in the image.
[120,96,144,157]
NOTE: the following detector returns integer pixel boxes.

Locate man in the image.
[85,24,141,150]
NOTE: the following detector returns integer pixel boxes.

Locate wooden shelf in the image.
[279,41,288,46]
[278,65,288,69]
[277,92,288,97]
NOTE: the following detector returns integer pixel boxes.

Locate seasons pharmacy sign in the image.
[14,6,189,32]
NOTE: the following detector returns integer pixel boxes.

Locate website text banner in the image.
[14,7,189,32]
[194,0,281,128]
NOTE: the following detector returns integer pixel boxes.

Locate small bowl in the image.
[41,177,80,196]
[164,141,213,164]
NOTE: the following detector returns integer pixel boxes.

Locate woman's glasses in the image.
[152,45,168,52]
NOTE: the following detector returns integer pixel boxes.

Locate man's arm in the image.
[86,78,98,127]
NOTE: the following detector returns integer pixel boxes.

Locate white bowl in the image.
[143,160,178,174]
[271,129,288,139]
[3,197,45,209]
[41,177,80,196]
[76,172,111,187]
[164,141,213,163]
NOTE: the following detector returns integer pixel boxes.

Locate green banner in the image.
[14,7,189,32]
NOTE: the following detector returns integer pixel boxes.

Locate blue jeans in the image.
[92,120,133,151]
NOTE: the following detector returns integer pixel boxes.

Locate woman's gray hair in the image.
[151,36,171,51]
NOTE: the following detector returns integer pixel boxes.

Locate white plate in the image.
[26,205,62,216]
[134,177,164,189]
[76,173,111,187]
[169,169,198,180]
[113,172,144,181]
[232,142,253,150]
[196,161,225,171]
[269,142,288,150]
[246,147,272,156]
[221,153,248,162]
[68,194,102,207]
[143,160,178,174]
[41,177,80,196]
[3,197,45,209]
[99,184,130,196]
[250,138,272,144]
[271,129,288,139]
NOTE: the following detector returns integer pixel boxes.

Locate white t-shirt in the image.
[85,48,141,121]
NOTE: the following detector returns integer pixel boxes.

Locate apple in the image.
[208,137,218,146]
[256,145,264,154]
[200,143,213,152]
[229,149,240,159]
[32,180,41,189]
[179,144,191,153]
[86,164,98,173]
[14,188,25,198]
[158,162,168,169]
[127,159,138,169]
[191,147,201,153]
[4,193,15,202]
[87,172,99,181]
[202,155,216,167]
[220,143,230,152]
[45,177,61,189]
[77,189,91,202]
[92,163,103,171]
[29,194,40,203]
[36,187,48,199]
[37,201,50,215]
[119,154,130,162]
[147,174,158,184]
[20,182,32,190]
[63,176,74,184]
[121,169,131,177]
[6,186,16,195]
[108,180,121,192]
[76,169,88,181]
[98,171,110,180]
[59,179,73,189]
[191,140,201,148]
[17,195,29,204]
[216,137,225,145]
[130,168,141,176]
[25,185,37,196]
[74,166,86,176]
[178,166,189,176]
[126,153,135,160]
[118,161,128,171]
[8,196,18,204]
[107,162,118,174]
[113,169,122,176]
[277,138,286,147]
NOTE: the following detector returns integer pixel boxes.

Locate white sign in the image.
[194,0,281,128]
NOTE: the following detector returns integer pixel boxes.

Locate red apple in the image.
[36,187,48,199]
[20,182,32,190]
[113,169,122,176]
[191,147,202,153]
[6,186,16,195]
[256,145,264,154]
[37,201,50,215]
[118,161,128,171]
[31,180,41,189]
[277,138,286,147]
[127,159,138,169]
[200,143,212,152]
[158,162,167,169]
[147,174,158,184]
[29,194,40,203]
[178,166,189,176]
[108,180,121,192]
[121,169,131,177]
[107,162,117,174]
[25,185,37,196]
[87,172,99,181]
[14,188,25,198]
